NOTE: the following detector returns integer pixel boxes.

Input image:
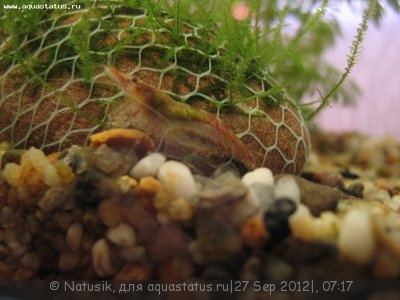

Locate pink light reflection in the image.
[232,2,250,21]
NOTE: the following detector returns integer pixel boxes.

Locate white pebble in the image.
[337,209,376,264]
[274,175,300,203]
[105,223,136,247]
[157,160,198,199]
[242,168,275,211]
[129,152,166,179]
[373,189,391,203]
[242,167,274,187]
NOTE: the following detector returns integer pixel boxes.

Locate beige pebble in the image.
[117,175,138,193]
[106,223,136,247]
[337,208,376,264]
[24,147,60,186]
[2,163,22,186]
[288,204,320,241]
[316,211,341,239]
[384,195,400,212]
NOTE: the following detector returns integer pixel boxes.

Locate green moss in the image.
[0,0,391,120]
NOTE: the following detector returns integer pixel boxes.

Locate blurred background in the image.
[316,2,400,139]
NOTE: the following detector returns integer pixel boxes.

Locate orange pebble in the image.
[46,151,61,163]
[241,214,269,247]
[138,176,162,198]
[89,128,155,157]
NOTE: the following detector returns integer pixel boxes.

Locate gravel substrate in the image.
[1,129,400,282]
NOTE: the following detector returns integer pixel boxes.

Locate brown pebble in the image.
[158,258,184,280]
[0,206,15,228]
[114,263,151,280]
[20,253,40,271]
[13,267,35,280]
[281,175,339,217]
[0,244,9,256]
[0,262,15,280]
[301,172,345,188]
[7,187,20,210]
[67,223,84,252]
[89,128,155,157]
[38,186,71,212]
[98,198,124,227]
[373,249,400,279]
[59,251,81,272]
[56,211,74,229]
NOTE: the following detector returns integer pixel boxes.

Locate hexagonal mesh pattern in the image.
[0,1,310,174]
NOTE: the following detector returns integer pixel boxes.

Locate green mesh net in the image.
[0,0,310,174]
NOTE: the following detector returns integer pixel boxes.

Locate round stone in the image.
[157,160,198,200]
[130,152,166,179]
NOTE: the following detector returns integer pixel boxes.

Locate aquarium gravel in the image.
[1,129,400,282]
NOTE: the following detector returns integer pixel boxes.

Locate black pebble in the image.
[264,197,297,246]
[342,182,364,198]
[340,169,360,179]
[74,169,104,206]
